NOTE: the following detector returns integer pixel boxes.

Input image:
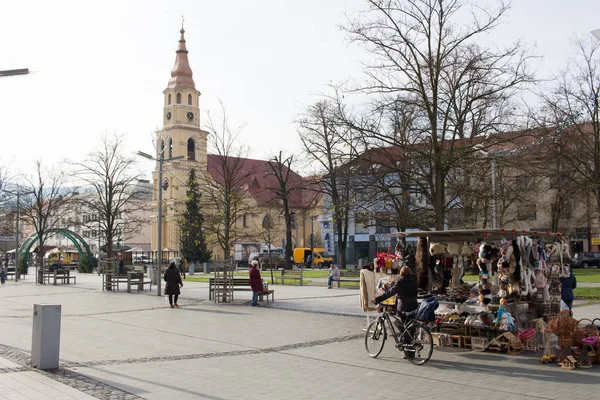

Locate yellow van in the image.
[292,248,333,268]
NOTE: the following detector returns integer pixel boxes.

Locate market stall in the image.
[364,228,599,369]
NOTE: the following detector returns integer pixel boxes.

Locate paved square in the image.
[0,272,598,399]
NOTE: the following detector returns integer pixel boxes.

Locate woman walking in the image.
[164,261,183,308]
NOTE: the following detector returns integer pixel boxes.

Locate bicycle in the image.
[365,304,434,365]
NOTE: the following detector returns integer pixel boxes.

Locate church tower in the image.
[152,25,208,253]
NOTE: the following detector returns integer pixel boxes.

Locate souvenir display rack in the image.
[386,229,600,369]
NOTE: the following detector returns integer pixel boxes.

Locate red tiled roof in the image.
[206,155,320,208]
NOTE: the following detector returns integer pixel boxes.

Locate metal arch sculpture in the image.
[18,228,94,265]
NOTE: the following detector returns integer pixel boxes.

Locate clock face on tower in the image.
[186,111,195,121]
[165,111,172,121]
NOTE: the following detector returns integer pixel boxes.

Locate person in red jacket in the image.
[249,260,264,306]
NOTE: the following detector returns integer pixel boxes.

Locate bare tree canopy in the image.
[19,161,73,258]
[68,134,149,257]
[202,102,258,259]
[343,0,536,229]
[266,151,295,270]
[533,36,600,234]
[298,100,358,268]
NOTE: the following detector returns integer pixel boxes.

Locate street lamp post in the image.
[137,150,183,296]
[0,68,29,78]
[5,187,34,282]
[475,147,498,229]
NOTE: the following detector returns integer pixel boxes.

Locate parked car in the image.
[247,252,284,267]
[133,256,151,265]
[570,252,600,269]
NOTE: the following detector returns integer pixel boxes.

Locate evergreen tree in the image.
[179,169,211,264]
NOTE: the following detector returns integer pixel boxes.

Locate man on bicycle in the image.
[374,266,418,315]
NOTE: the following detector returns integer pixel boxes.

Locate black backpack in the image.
[416,296,439,322]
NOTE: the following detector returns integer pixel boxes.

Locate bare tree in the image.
[266,151,295,270]
[533,37,600,240]
[20,161,73,263]
[298,100,357,268]
[344,0,535,229]
[202,102,258,260]
[68,134,149,258]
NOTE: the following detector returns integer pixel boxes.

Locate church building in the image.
[151,26,323,261]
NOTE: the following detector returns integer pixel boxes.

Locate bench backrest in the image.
[281,270,302,277]
[209,277,251,286]
[340,270,360,277]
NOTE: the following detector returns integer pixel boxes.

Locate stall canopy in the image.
[396,228,565,243]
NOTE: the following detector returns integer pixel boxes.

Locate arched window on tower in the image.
[159,140,165,159]
[176,92,181,104]
[168,93,171,105]
[188,94,192,105]
[187,138,195,161]
[167,137,173,159]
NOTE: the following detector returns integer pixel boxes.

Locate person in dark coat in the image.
[249,260,264,306]
[374,266,419,314]
[164,261,183,308]
[559,267,577,311]
[118,257,124,275]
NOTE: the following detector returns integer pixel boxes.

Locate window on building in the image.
[167,137,173,159]
[517,204,537,221]
[262,214,273,229]
[243,213,248,228]
[160,140,165,158]
[516,174,535,190]
[188,94,192,105]
[176,92,181,104]
[375,212,393,234]
[187,138,195,161]
[168,93,171,105]
[550,174,571,189]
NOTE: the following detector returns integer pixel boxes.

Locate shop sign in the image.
[591,238,600,245]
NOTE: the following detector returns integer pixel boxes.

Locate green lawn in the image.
[574,286,600,299]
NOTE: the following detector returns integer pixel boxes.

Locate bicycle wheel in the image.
[365,319,386,358]
[404,323,433,365]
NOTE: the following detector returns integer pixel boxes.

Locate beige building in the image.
[151,27,320,260]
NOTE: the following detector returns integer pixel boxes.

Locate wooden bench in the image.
[125,272,152,292]
[336,270,360,288]
[209,277,275,303]
[275,269,303,285]
[104,272,151,292]
[52,269,76,285]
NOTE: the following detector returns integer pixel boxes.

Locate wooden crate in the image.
[463,336,473,349]
[471,337,489,351]
[451,335,463,348]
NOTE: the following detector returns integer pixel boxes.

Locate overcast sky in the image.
[1,0,599,182]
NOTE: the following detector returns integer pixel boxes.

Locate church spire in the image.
[168,21,195,89]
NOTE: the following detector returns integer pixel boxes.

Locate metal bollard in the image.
[31,304,61,369]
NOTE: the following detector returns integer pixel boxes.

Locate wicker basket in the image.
[572,318,600,346]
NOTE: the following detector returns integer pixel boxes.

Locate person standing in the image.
[327,264,340,289]
[559,267,577,311]
[181,257,187,280]
[164,261,183,308]
[118,257,124,275]
[305,253,313,269]
[0,267,6,285]
[249,260,264,306]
